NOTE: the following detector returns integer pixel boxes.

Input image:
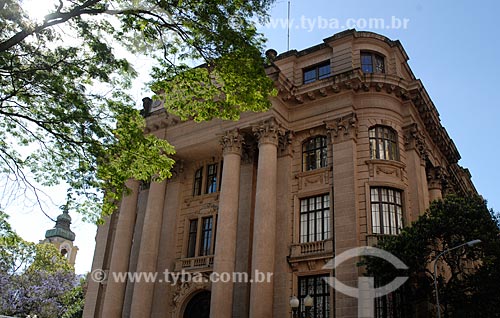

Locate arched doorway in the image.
[183,290,211,318]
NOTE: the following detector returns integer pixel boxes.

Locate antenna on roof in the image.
[287,0,291,51]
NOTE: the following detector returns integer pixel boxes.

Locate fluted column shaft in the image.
[101,180,140,318]
[249,119,281,318]
[210,130,244,318]
[129,180,167,318]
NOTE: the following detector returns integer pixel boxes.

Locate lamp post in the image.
[433,239,481,318]
[290,295,314,318]
[290,295,299,318]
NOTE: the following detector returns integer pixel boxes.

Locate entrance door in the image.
[183,290,211,318]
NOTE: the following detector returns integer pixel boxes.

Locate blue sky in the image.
[261,0,500,212]
[6,0,499,274]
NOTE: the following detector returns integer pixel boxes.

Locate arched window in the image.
[302,136,328,171]
[361,52,385,73]
[61,248,68,257]
[369,126,399,160]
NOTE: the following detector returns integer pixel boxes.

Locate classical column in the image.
[101,180,140,318]
[210,129,244,318]
[403,123,430,220]
[83,215,113,318]
[326,112,359,318]
[129,180,167,318]
[427,166,445,202]
[249,118,283,318]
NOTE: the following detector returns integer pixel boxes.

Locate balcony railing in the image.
[289,239,333,260]
[174,255,214,271]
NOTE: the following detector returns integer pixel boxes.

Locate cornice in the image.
[272,67,460,166]
[144,109,181,133]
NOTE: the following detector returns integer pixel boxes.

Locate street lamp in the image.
[290,295,299,318]
[290,294,314,318]
[433,239,481,318]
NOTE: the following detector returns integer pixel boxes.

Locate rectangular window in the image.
[193,167,203,196]
[303,62,331,84]
[361,53,374,73]
[186,216,217,258]
[199,216,213,256]
[375,290,402,318]
[205,163,218,194]
[187,220,198,258]
[300,194,331,243]
[298,275,331,318]
[371,188,403,235]
[302,136,328,171]
[361,52,385,74]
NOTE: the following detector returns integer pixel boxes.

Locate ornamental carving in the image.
[252,117,285,146]
[325,112,358,143]
[278,131,293,157]
[403,123,428,160]
[220,129,244,156]
[170,273,211,315]
[296,168,330,191]
[427,166,446,190]
[365,159,406,181]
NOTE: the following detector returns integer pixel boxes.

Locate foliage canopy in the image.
[0,210,84,318]
[0,0,275,221]
[365,195,500,317]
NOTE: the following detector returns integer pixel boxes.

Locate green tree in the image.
[365,195,500,317]
[61,276,86,318]
[0,0,275,221]
[0,210,83,317]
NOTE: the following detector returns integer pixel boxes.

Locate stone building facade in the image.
[83,30,476,318]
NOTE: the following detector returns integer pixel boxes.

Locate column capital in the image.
[403,123,428,161]
[220,129,244,156]
[427,165,446,190]
[325,112,358,144]
[124,179,140,192]
[252,117,285,147]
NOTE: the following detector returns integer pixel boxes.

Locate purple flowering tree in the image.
[0,211,84,318]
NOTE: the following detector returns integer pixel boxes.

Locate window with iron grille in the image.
[369,126,399,161]
[298,275,331,318]
[300,194,331,243]
[302,136,328,171]
[370,187,403,235]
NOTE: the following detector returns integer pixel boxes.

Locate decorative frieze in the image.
[325,112,358,143]
[403,123,428,160]
[220,129,244,156]
[365,159,406,181]
[296,167,330,191]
